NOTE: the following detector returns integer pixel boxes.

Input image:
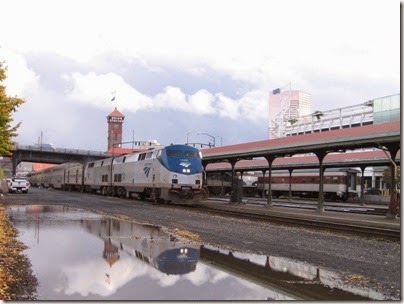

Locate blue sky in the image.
[0,0,400,151]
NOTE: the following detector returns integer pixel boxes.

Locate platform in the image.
[196,199,401,233]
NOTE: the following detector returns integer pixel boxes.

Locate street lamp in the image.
[186,131,192,145]
[217,136,223,147]
[197,132,215,148]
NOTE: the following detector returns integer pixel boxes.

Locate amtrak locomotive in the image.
[29,144,205,203]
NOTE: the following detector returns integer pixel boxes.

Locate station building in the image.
[284,93,400,136]
[274,92,400,192]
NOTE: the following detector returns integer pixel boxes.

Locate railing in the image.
[286,104,374,135]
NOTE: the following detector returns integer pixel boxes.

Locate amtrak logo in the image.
[143,166,151,177]
[180,161,191,168]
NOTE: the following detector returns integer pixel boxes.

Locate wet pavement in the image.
[7,205,395,301]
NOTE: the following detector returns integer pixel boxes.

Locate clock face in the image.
[114,123,119,129]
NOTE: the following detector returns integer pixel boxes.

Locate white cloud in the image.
[0,0,399,149]
[154,86,188,111]
[2,0,398,92]
[214,90,268,123]
[64,72,269,124]
[0,48,39,96]
[216,93,241,120]
[188,90,216,115]
[65,72,153,112]
[238,90,269,122]
[60,256,148,297]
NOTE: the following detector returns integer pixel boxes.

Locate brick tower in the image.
[107,107,125,150]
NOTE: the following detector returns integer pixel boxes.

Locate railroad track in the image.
[208,197,389,216]
[169,202,400,241]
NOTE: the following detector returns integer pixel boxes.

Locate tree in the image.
[0,61,25,156]
[313,110,324,120]
[382,166,401,188]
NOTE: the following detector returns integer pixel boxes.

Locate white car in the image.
[8,177,30,193]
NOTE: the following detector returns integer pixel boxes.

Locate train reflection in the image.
[200,245,387,300]
[81,218,200,275]
[7,205,396,300]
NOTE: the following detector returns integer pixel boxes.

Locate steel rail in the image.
[207,197,389,216]
[167,203,400,241]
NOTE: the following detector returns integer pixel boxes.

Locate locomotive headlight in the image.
[182,169,186,173]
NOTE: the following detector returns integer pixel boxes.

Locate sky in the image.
[0,0,400,152]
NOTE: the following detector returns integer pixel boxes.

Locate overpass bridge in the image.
[10,144,112,176]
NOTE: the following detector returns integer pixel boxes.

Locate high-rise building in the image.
[268,89,311,139]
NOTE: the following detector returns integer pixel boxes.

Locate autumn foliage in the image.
[0,61,25,156]
[0,204,38,299]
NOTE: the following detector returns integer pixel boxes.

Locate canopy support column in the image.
[314,150,328,212]
[359,165,367,206]
[264,155,276,207]
[288,168,294,202]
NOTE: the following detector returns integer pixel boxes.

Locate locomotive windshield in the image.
[167,150,183,157]
[166,150,200,158]
[159,145,203,173]
[184,151,198,157]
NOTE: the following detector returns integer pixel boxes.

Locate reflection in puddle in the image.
[7,205,393,300]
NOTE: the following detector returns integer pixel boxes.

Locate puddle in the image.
[7,205,392,300]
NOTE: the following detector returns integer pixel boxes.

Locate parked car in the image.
[8,177,30,193]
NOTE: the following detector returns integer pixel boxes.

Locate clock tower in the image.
[107,107,125,151]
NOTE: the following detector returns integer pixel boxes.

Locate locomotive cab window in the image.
[184,151,198,157]
[167,150,182,157]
